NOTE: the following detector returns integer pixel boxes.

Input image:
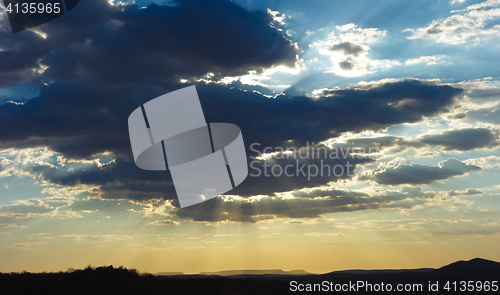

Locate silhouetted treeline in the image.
[0,265,289,295]
[1,258,499,295]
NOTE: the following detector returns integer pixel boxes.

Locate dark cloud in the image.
[321,128,498,154]
[0,79,463,202]
[0,82,140,158]
[361,158,481,185]
[419,128,499,151]
[328,42,365,57]
[465,104,500,124]
[229,145,373,196]
[291,188,367,199]
[447,188,483,196]
[172,186,436,223]
[0,0,299,87]
[329,136,420,151]
[447,112,467,120]
[199,80,462,152]
[9,143,372,201]
[426,24,443,35]
[147,219,180,226]
[20,158,178,202]
[339,59,355,70]
[0,80,462,159]
[0,0,466,206]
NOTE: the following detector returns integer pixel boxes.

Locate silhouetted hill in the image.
[1,258,498,294]
[327,267,434,275]
[155,269,311,278]
[198,269,311,276]
[434,257,500,276]
[155,271,185,276]
[277,258,500,294]
[0,265,286,295]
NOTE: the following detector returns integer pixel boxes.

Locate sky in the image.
[0,0,499,274]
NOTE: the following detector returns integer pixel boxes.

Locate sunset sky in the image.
[0,0,499,274]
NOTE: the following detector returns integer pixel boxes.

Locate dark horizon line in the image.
[155,257,498,277]
[2,257,496,276]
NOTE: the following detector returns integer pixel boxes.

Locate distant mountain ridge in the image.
[1,258,498,294]
[156,269,310,276]
[155,258,500,278]
[155,271,185,276]
[327,268,434,275]
[434,257,500,275]
[200,269,311,276]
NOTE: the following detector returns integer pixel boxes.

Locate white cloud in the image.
[6,241,46,249]
[147,219,180,226]
[331,23,387,44]
[313,23,399,77]
[59,234,132,242]
[139,200,174,217]
[267,9,287,25]
[441,78,500,126]
[333,218,500,236]
[464,155,500,168]
[0,223,25,228]
[405,0,500,44]
[0,196,82,219]
[462,0,500,10]
[405,55,448,65]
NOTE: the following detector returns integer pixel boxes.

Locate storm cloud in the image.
[419,128,499,151]
[0,0,470,209]
[0,0,299,87]
[0,79,464,202]
[172,186,438,223]
[328,41,365,57]
[361,158,481,185]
